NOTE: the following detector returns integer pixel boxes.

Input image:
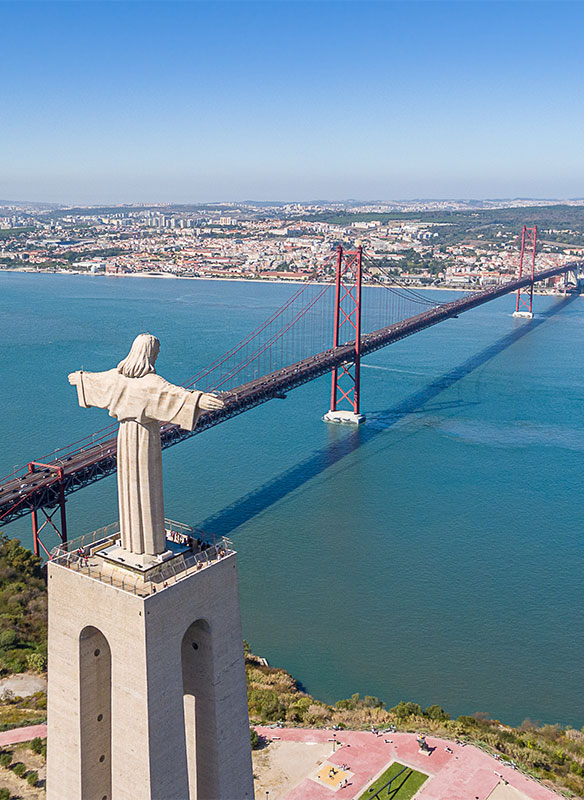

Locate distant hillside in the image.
[301,204,584,247]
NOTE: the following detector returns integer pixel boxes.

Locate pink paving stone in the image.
[0,723,47,747]
[0,722,562,800]
[254,727,563,800]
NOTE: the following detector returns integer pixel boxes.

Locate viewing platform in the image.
[50,518,233,597]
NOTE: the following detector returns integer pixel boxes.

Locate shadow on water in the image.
[198,296,577,536]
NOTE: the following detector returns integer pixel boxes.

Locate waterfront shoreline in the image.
[0,267,569,296]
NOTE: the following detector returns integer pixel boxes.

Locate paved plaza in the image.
[253,726,562,800]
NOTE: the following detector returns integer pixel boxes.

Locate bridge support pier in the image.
[323,409,366,425]
[324,243,366,425]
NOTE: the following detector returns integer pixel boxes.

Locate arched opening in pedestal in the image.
[182,618,218,800]
[79,625,112,800]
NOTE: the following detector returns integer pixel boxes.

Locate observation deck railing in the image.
[50,519,234,597]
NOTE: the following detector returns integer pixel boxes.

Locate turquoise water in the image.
[1,272,583,728]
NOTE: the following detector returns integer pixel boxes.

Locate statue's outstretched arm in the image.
[68,371,82,386]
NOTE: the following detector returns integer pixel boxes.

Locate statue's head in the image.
[117,333,160,378]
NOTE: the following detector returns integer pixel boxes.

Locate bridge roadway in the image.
[0,260,581,528]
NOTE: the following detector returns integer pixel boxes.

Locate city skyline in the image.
[2,0,583,204]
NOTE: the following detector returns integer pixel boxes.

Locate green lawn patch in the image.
[357,761,428,800]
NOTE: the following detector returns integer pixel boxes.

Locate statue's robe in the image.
[73,369,203,555]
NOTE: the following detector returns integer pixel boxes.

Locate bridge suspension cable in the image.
[1,257,581,542]
[0,254,338,481]
[181,273,330,389]
[0,244,482,485]
[0,236,562,486]
[361,252,445,307]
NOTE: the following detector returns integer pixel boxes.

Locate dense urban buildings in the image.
[2,200,584,291]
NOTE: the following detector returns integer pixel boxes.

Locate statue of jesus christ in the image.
[68,334,224,557]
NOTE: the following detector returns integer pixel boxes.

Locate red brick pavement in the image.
[0,721,563,800]
[254,726,562,800]
[0,723,47,747]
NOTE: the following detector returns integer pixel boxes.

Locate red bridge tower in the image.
[513,225,537,319]
[27,462,68,559]
[323,244,366,425]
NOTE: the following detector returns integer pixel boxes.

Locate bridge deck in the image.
[0,260,581,527]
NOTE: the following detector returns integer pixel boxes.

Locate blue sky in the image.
[1,1,583,203]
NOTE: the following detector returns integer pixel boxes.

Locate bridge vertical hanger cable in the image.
[3,249,582,545]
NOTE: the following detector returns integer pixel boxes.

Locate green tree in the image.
[26,770,38,786]
[425,704,449,721]
[0,535,47,676]
[0,632,16,649]
[25,653,46,673]
[457,715,480,727]
[390,701,423,718]
[0,537,42,579]
[12,762,25,777]
[0,753,12,768]
[363,696,384,709]
[29,737,43,754]
[247,688,285,722]
[335,693,360,711]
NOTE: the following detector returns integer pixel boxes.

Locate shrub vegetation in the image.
[250,728,262,750]
[26,769,38,786]
[0,532,581,796]
[0,536,46,675]
[12,762,25,777]
[245,650,584,796]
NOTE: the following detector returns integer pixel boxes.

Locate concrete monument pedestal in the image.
[99,538,187,572]
[47,533,254,800]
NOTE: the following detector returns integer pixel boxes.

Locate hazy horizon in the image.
[2,1,583,204]
[3,195,584,209]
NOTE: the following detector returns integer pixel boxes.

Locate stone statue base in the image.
[99,540,185,573]
[47,531,253,799]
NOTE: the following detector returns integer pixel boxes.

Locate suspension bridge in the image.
[1,229,582,557]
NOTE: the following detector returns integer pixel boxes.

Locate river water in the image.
[1,272,582,728]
